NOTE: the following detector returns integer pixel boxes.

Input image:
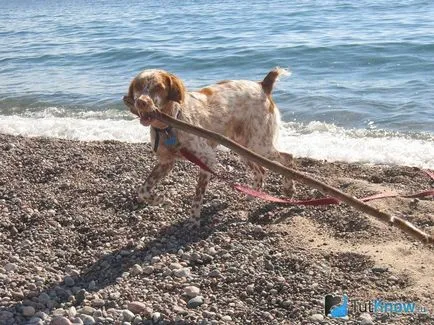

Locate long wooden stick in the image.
[139,108,433,245]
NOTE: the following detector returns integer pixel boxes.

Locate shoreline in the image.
[1,115,433,169]
[1,133,433,324]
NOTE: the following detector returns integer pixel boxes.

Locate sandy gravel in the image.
[0,133,433,325]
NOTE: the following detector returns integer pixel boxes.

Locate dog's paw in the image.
[187,218,201,230]
[282,182,296,198]
[137,194,172,207]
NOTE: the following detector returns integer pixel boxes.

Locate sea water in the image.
[0,0,433,168]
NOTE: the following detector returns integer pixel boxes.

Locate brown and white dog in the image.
[123,68,296,222]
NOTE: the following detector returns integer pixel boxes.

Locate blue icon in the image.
[325,294,349,318]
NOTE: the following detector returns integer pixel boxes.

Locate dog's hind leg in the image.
[255,148,296,198]
[185,141,217,224]
[245,160,266,190]
[277,151,296,197]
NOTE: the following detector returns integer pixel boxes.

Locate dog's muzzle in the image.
[135,95,158,126]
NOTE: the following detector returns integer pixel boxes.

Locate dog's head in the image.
[123,69,186,128]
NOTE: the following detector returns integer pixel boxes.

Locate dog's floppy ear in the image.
[127,77,139,100]
[165,73,186,103]
[124,79,138,114]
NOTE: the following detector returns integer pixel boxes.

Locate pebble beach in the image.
[0,133,433,324]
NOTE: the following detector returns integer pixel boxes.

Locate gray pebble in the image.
[262,311,273,320]
[22,306,35,317]
[122,309,135,322]
[203,311,216,318]
[35,311,48,320]
[81,315,95,325]
[92,299,105,308]
[88,281,96,291]
[187,296,204,309]
[68,306,77,318]
[181,253,191,261]
[174,268,190,278]
[51,316,72,325]
[359,312,374,325]
[53,308,67,317]
[191,252,201,261]
[142,265,154,275]
[151,312,161,322]
[93,310,103,318]
[75,289,86,305]
[169,262,183,270]
[64,276,75,287]
[0,311,14,321]
[129,302,152,316]
[372,266,389,273]
[130,264,143,275]
[184,285,201,298]
[27,283,38,291]
[151,256,160,264]
[309,313,324,322]
[281,300,291,308]
[27,317,44,325]
[173,305,187,315]
[208,270,222,278]
[78,306,95,316]
[12,290,24,299]
[201,254,213,262]
[4,263,18,273]
[264,260,274,270]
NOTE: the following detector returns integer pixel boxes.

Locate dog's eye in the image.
[153,84,165,92]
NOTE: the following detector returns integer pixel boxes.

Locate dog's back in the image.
[185,68,288,148]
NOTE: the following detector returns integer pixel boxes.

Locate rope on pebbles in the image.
[132,106,433,245]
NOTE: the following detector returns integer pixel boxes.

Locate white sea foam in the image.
[279,121,434,169]
[1,115,433,169]
[0,115,148,143]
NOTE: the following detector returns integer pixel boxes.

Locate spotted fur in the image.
[124,68,296,222]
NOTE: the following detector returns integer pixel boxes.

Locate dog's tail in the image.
[261,67,291,95]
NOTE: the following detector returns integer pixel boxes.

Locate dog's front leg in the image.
[138,161,175,205]
[190,170,212,224]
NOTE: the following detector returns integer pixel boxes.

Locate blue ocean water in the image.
[0,0,433,167]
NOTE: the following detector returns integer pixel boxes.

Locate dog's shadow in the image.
[0,196,294,324]
[0,212,228,324]
[248,202,301,225]
[79,216,218,289]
